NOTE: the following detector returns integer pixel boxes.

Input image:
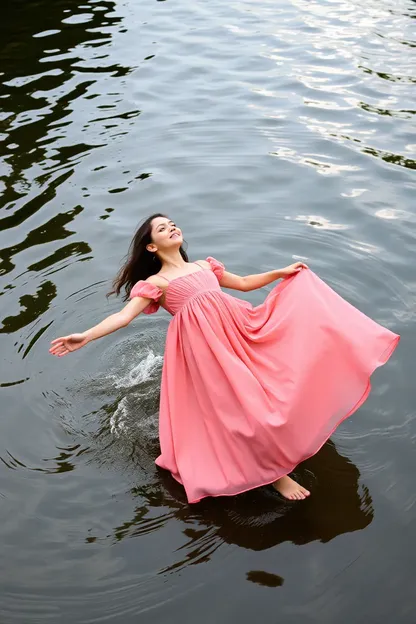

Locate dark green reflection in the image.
[359,101,415,119]
[0,378,29,388]
[0,1,122,217]
[359,65,416,84]
[0,170,74,230]
[0,204,84,276]
[362,147,416,170]
[0,443,87,473]
[0,281,56,333]
[246,571,284,587]
[27,241,92,273]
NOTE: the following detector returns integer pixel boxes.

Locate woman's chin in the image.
[169,237,183,247]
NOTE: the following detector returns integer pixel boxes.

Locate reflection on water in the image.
[246,570,285,587]
[106,441,373,555]
[0,0,128,335]
[0,0,415,621]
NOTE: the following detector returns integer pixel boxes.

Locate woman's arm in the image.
[49,296,152,357]
[220,262,308,292]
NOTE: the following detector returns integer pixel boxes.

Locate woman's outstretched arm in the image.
[49,296,152,357]
[219,262,308,292]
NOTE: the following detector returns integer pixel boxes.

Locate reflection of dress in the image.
[130,257,399,504]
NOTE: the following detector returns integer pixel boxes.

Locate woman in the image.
[50,214,399,504]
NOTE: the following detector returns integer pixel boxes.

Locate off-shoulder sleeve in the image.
[206,256,225,281]
[129,280,163,314]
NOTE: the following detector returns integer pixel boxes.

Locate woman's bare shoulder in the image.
[146,274,168,289]
[196,259,211,269]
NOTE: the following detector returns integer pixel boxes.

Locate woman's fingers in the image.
[50,336,68,345]
[49,344,63,353]
[52,346,67,356]
[50,336,75,354]
[49,340,64,351]
[49,342,64,352]
[50,342,71,356]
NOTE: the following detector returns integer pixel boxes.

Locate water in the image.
[0,0,415,621]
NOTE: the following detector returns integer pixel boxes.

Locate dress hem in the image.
[166,333,400,504]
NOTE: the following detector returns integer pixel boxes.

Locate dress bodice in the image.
[163,269,222,315]
[129,257,225,316]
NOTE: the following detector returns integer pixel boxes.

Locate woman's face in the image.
[148,216,183,253]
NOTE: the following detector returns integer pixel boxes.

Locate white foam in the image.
[109,350,163,390]
[110,396,129,436]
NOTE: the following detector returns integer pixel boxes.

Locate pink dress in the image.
[130,258,399,504]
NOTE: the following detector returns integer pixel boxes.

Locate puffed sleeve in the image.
[129,280,163,314]
[206,256,225,281]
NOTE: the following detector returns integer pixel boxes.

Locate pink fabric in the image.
[206,256,225,280]
[133,259,399,504]
[130,280,163,314]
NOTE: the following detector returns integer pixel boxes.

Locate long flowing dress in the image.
[129,258,399,504]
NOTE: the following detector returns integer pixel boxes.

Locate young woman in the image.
[50,214,399,504]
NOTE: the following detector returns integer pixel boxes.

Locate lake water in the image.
[1,0,415,622]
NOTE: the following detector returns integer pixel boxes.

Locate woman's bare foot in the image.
[272,475,310,500]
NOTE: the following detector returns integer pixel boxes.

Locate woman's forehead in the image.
[152,216,172,228]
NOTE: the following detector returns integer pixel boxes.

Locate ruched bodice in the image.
[163,269,222,315]
[129,256,226,316]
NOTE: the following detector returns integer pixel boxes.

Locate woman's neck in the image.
[158,250,187,270]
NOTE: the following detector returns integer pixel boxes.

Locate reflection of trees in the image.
[103,442,373,565]
[361,146,415,171]
[0,203,93,333]
[0,443,80,474]
[0,281,56,333]
[1,1,116,78]
[0,1,123,209]
[1,203,85,276]
[0,1,128,333]
[246,570,284,588]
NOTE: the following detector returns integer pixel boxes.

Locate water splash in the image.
[109,396,129,436]
[109,350,163,390]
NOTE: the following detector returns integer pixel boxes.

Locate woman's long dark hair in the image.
[108,213,189,300]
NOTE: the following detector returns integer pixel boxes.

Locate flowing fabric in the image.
[130,258,399,504]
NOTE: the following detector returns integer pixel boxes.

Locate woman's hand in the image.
[49,333,89,357]
[48,304,146,358]
[278,262,308,278]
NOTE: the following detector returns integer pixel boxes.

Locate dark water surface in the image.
[1,0,415,621]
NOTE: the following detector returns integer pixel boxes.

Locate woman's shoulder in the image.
[195,259,211,269]
[145,274,168,289]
